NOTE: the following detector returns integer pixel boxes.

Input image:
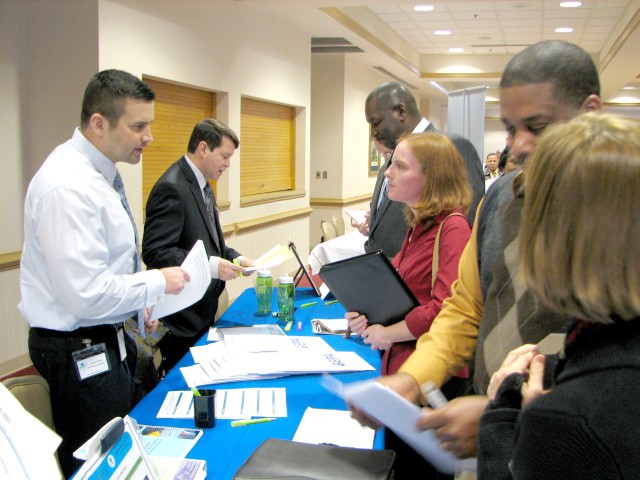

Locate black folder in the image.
[318,250,419,326]
[233,438,396,480]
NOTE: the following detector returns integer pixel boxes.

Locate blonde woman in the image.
[479,112,640,479]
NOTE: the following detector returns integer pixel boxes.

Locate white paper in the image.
[157,388,288,420]
[180,339,374,387]
[322,375,470,475]
[345,209,367,225]
[243,244,293,272]
[293,407,375,449]
[152,240,211,319]
[208,324,286,342]
[311,318,353,335]
[0,382,62,480]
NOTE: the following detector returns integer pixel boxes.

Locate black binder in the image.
[318,250,418,326]
[233,438,395,480]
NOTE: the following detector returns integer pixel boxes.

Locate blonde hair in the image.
[397,132,471,226]
[520,112,640,323]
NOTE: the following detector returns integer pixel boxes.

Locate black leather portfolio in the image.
[318,250,418,326]
[232,438,396,480]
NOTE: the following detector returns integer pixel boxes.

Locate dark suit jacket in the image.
[142,156,240,338]
[365,123,485,258]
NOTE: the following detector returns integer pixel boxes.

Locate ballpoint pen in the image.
[231,417,277,427]
[421,381,448,409]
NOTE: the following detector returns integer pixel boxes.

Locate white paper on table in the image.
[0,382,62,480]
[208,324,286,342]
[345,209,367,225]
[157,388,287,420]
[223,335,336,355]
[293,407,375,449]
[189,341,228,365]
[246,350,375,375]
[311,318,353,335]
[243,244,294,272]
[321,375,471,475]
[216,388,287,418]
[152,240,211,319]
[179,362,282,388]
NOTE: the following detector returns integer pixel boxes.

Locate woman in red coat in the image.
[346,131,472,480]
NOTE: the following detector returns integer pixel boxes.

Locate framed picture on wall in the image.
[369,138,381,176]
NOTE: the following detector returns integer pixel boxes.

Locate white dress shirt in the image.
[183,154,244,279]
[19,128,166,331]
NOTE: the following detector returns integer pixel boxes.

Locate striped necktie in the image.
[203,183,220,247]
[377,177,389,212]
[113,170,146,337]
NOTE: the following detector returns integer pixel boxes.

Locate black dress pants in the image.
[29,324,136,479]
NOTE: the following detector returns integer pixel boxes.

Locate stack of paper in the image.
[180,333,374,388]
[311,318,352,335]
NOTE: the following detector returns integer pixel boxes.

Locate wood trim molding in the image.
[310,194,371,207]
[233,207,313,234]
[240,189,306,207]
[0,251,21,272]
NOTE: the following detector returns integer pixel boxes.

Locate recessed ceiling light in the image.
[623,86,636,90]
[414,5,435,12]
[434,30,452,36]
[560,1,582,7]
[555,27,574,33]
[449,47,464,53]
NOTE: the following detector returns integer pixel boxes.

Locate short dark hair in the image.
[187,118,239,153]
[366,82,421,116]
[80,69,155,127]
[500,40,600,109]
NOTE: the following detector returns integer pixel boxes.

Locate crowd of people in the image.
[18,39,640,479]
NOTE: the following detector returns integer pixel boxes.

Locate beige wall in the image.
[0,0,315,376]
[0,0,519,377]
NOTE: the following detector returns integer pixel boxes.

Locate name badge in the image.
[72,343,111,380]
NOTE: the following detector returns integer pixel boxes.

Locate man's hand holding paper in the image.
[151,240,208,319]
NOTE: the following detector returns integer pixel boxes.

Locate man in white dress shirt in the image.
[19,69,189,478]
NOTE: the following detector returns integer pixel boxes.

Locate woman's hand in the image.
[345,311,368,336]
[487,343,546,409]
[361,324,392,351]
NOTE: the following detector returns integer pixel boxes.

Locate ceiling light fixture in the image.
[449,47,464,53]
[414,5,435,12]
[434,30,452,36]
[559,1,582,7]
[555,27,573,33]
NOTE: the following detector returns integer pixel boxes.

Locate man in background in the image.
[353,82,485,258]
[19,69,189,477]
[143,118,253,375]
[483,152,501,180]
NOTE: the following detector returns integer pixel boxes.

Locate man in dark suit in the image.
[142,118,253,374]
[354,82,485,258]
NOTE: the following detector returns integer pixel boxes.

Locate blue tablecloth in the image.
[129,287,383,480]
